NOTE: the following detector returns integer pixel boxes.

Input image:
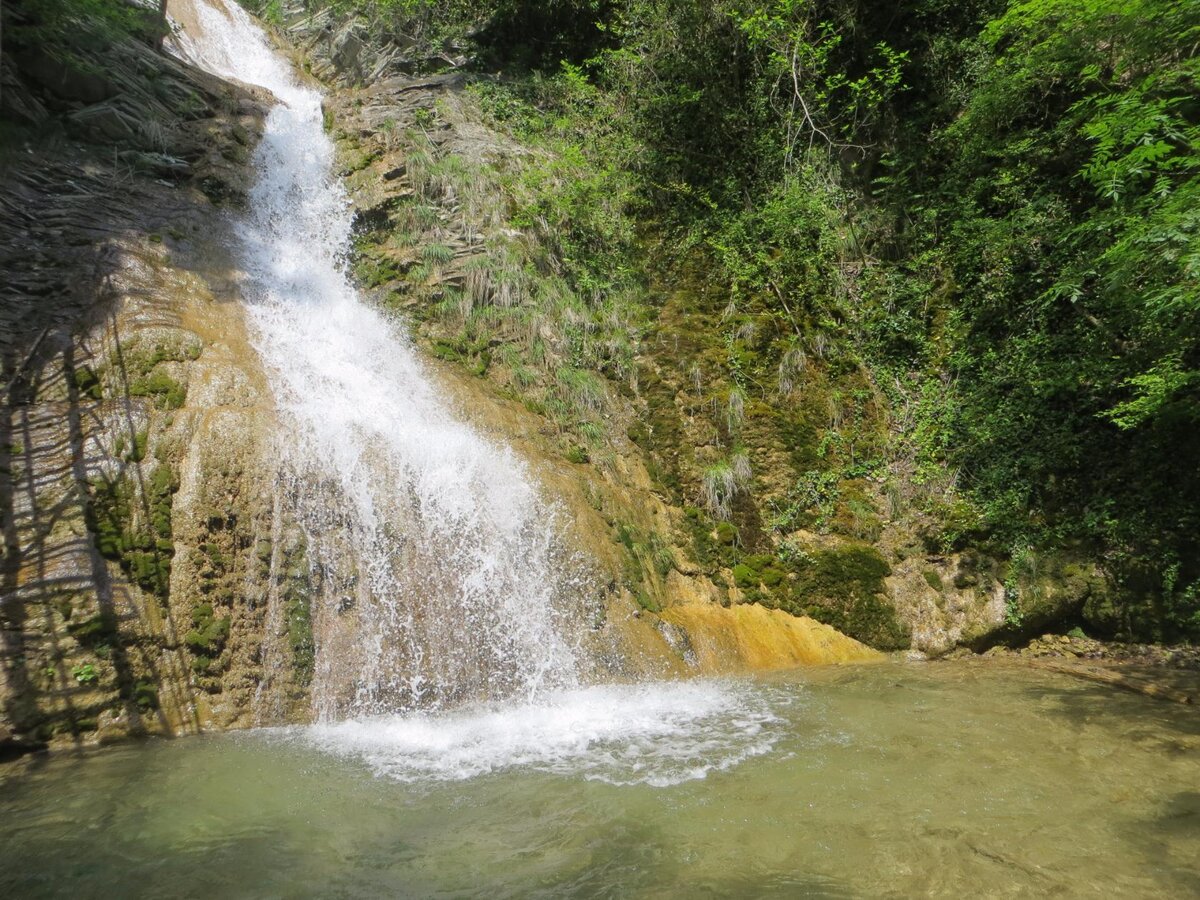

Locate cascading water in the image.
[170,0,585,718]
[170,0,786,785]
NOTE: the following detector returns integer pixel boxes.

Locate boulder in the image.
[330,23,366,80]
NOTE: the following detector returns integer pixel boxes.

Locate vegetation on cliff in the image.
[7,0,1194,650]
[270,0,1199,643]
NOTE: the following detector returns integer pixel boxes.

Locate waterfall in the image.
[170,0,584,718]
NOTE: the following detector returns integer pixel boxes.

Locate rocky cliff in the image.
[0,4,303,753]
[2,0,1104,757]
[272,4,1104,660]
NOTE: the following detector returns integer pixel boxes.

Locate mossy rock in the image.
[732,563,757,589]
[73,366,103,401]
[760,566,786,587]
[185,603,231,656]
[799,593,909,651]
[126,430,148,462]
[280,539,315,684]
[634,591,662,613]
[201,542,227,570]
[1007,557,1106,641]
[129,371,186,410]
[68,612,118,648]
[285,586,315,685]
[785,544,910,650]
[120,334,202,376]
[133,680,159,711]
[127,549,171,597]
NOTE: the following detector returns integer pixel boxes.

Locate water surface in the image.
[3,663,1197,898]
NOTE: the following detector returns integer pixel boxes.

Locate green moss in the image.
[634,591,661,613]
[87,461,177,602]
[469,351,492,377]
[73,366,103,401]
[127,430,148,463]
[565,446,589,464]
[783,545,909,650]
[715,522,738,545]
[280,540,315,685]
[148,464,177,539]
[126,548,170,596]
[202,542,227,570]
[129,371,186,409]
[354,251,402,288]
[683,507,739,572]
[760,566,786,587]
[68,611,117,647]
[650,542,675,578]
[121,337,202,377]
[922,569,944,592]
[732,562,758,589]
[429,333,494,379]
[342,149,379,175]
[185,602,231,660]
[807,545,890,595]
[86,477,132,559]
[133,680,158,711]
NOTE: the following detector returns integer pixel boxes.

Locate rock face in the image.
[0,12,307,752]
[0,4,881,758]
[279,7,1095,664]
[13,1,1128,755]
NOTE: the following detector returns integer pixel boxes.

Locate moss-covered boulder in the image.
[787,545,910,651]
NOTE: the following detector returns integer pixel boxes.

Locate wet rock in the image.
[0,721,46,760]
[0,12,282,747]
[95,710,129,746]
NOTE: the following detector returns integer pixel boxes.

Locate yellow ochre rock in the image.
[661,601,883,673]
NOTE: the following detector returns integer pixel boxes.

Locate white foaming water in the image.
[290,679,789,786]
[172,0,581,717]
